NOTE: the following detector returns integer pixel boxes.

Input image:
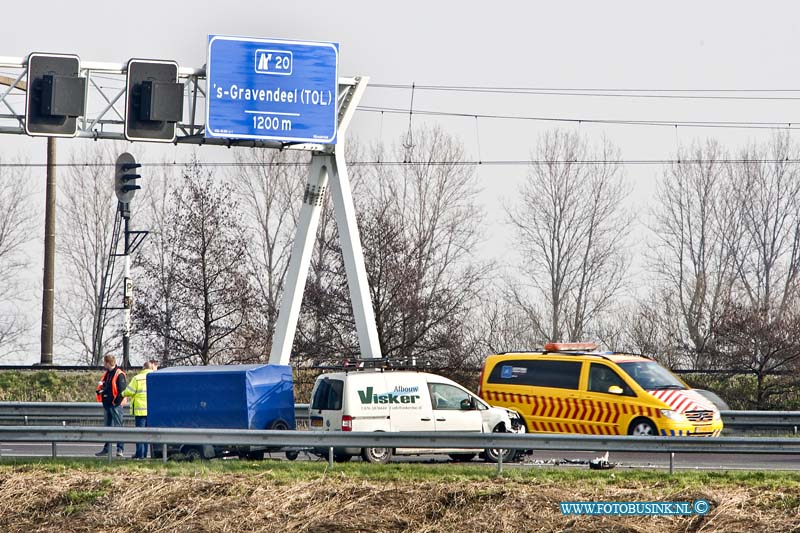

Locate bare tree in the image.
[0,158,34,355]
[229,148,307,360]
[56,143,130,364]
[470,292,545,357]
[600,292,687,368]
[727,134,800,317]
[507,129,632,342]
[649,140,736,368]
[714,303,800,408]
[700,134,800,397]
[354,127,489,364]
[136,160,252,365]
[132,162,183,364]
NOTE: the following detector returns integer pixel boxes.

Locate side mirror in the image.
[608,385,623,395]
[460,398,474,410]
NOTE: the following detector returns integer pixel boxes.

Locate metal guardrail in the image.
[0,425,798,473]
[0,402,311,427]
[719,410,800,429]
[0,403,796,430]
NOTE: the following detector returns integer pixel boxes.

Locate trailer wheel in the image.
[333,454,352,463]
[183,446,203,462]
[285,451,299,461]
[241,450,265,460]
[449,453,477,462]
[270,419,290,430]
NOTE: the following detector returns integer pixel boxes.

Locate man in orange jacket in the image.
[94,354,127,457]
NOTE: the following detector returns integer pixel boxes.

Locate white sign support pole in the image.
[269,77,381,365]
[268,156,329,365]
[329,148,381,358]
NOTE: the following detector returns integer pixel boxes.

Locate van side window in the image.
[311,378,344,410]
[429,383,471,410]
[588,364,635,396]
[487,360,581,390]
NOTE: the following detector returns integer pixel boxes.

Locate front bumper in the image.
[658,420,724,437]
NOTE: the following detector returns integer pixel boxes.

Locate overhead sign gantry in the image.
[0,36,382,366]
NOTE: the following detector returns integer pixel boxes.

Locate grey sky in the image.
[1,1,798,362]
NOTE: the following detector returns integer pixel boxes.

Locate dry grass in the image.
[0,463,798,532]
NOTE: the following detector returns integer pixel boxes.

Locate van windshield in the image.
[617,361,686,391]
[311,378,344,410]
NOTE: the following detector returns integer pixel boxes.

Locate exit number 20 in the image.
[254,49,293,76]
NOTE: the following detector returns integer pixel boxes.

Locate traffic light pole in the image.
[121,205,132,369]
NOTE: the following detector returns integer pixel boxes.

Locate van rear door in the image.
[345,373,392,432]
[310,376,345,431]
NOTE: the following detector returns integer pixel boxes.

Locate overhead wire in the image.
[369,83,800,101]
[0,158,799,169]
[357,105,800,130]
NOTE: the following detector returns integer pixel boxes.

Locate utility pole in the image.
[0,75,55,367]
[39,137,56,366]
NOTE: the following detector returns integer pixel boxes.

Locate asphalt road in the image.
[2,442,798,471]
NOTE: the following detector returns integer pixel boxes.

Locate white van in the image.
[308,370,525,463]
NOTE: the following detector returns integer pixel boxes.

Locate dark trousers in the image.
[101,405,124,453]
[134,416,148,458]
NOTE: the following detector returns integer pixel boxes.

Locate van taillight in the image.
[341,415,353,431]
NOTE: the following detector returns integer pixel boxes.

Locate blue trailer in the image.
[147,364,296,460]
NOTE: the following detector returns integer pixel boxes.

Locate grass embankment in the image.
[0,371,99,402]
[0,460,797,532]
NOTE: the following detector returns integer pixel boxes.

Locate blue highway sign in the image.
[206,35,339,144]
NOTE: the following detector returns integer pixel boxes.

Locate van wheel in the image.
[484,424,519,464]
[449,453,477,462]
[285,451,299,461]
[628,418,658,436]
[361,447,393,464]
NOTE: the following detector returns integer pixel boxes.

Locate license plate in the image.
[311,417,323,427]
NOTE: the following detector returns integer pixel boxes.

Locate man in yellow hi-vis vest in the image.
[122,361,154,459]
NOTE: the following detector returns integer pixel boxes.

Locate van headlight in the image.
[712,410,721,421]
[660,409,686,422]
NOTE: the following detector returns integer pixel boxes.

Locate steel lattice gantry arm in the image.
[0,54,381,364]
[0,56,360,151]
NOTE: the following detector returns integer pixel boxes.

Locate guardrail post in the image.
[51,442,56,458]
[108,446,113,462]
[328,447,334,468]
[669,452,674,475]
[162,445,167,463]
[497,451,503,475]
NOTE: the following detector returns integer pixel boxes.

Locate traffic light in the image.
[125,59,184,142]
[25,53,86,137]
[114,152,141,204]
